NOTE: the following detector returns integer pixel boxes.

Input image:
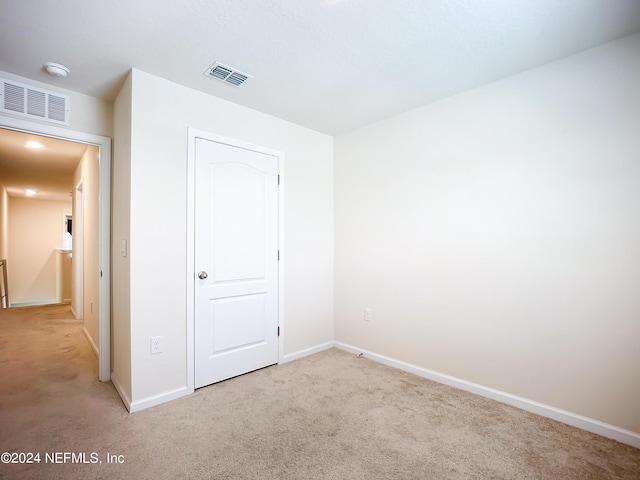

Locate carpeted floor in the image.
[0,304,639,479]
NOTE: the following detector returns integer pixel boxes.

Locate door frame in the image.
[186,128,284,393]
[0,115,112,382]
[73,181,84,320]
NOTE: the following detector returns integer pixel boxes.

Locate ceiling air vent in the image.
[204,62,252,87]
[0,78,70,125]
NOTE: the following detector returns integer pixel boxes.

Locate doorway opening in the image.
[0,115,111,382]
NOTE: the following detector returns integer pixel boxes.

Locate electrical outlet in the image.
[364,308,372,322]
[150,336,163,355]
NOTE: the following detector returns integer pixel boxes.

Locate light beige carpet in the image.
[1,304,639,480]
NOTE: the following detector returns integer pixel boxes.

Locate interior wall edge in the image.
[83,326,99,358]
[127,386,190,414]
[282,341,334,364]
[110,371,132,413]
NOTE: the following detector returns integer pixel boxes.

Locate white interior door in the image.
[194,138,279,389]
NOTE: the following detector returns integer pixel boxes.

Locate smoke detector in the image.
[204,62,251,87]
[44,62,70,78]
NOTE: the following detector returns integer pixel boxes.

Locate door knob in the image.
[198,271,208,280]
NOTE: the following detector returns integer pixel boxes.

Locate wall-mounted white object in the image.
[44,62,70,78]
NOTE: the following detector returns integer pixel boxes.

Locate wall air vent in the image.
[204,62,252,87]
[0,78,70,125]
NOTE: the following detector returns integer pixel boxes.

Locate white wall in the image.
[7,196,72,305]
[334,33,640,434]
[123,69,333,405]
[74,146,100,351]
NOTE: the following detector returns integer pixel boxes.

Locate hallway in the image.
[0,304,123,471]
[0,304,104,407]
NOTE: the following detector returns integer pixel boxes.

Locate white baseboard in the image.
[11,301,55,307]
[128,386,190,413]
[111,372,189,414]
[110,371,132,412]
[283,341,334,363]
[334,341,640,449]
[83,326,99,358]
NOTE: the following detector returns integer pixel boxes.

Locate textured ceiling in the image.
[1,0,640,135]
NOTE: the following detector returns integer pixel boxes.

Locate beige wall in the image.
[112,73,133,401]
[74,145,100,351]
[334,33,640,434]
[0,185,8,261]
[119,69,333,405]
[7,196,72,305]
[0,185,8,307]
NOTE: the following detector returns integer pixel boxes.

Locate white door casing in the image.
[192,134,281,389]
[73,182,83,321]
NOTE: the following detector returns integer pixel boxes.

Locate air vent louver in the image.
[48,94,67,122]
[1,78,70,124]
[27,89,46,117]
[204,62,251,87]
[4,83,24,113]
